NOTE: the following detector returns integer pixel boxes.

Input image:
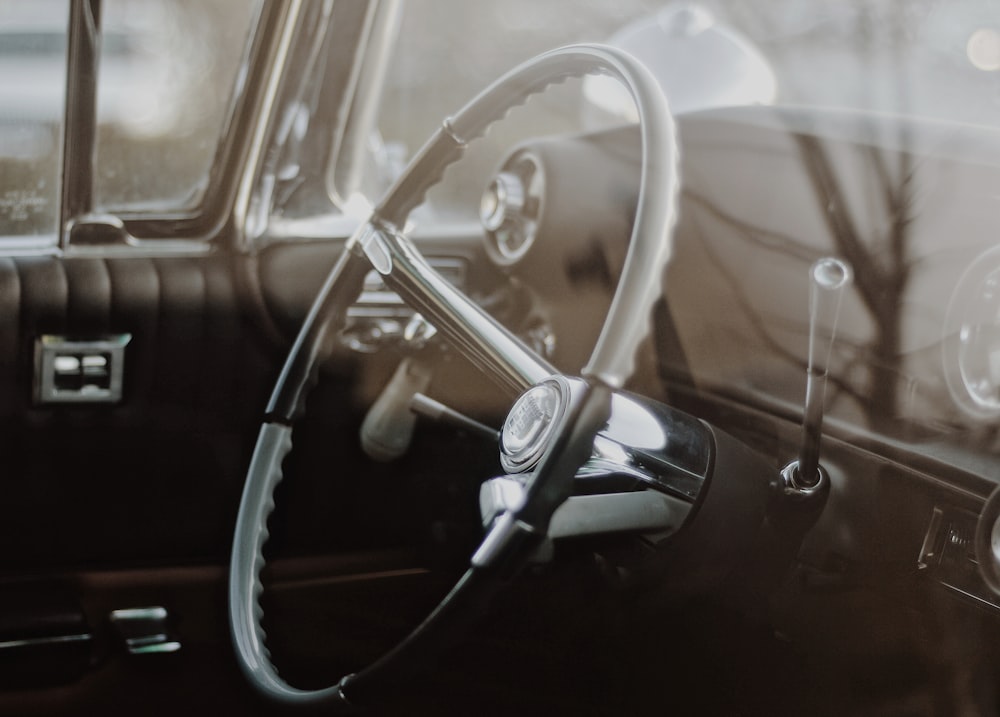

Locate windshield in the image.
[372,0,1000,217]
[351,0,1000,453]
[727,0,1000,124]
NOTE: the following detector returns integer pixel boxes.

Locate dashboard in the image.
[375,101,1000,647]
[255,102,1000,711]
[471,103,1000,706]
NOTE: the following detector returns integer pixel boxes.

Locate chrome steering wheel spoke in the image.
[349,217,554,395]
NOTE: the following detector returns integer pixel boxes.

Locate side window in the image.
[0,0,68,244]
[0,0,259,244]
[94,0,258,213]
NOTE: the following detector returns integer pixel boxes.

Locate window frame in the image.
[56,0,283,250]
[49,0,404,252]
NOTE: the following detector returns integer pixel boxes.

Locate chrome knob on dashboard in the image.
[480,171,526,233]
[782,257,853,496]
[481,152,543,266]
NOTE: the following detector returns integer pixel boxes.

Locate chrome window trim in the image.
[44,0,280,248]
[233,0,310,248]
[327,0,402,205]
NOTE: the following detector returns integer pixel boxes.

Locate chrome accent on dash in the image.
[110,606,181,656]
[780,461,828,499]
[482,151,542,266]
[480,171,526,233]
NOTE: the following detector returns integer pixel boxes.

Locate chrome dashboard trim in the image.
[0,633,92,651]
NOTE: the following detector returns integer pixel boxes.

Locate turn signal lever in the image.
[360,356,498,461]
[360,357,433,461]
[781,258,853,496]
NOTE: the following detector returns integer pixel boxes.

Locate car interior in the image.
[2,1,1000,715]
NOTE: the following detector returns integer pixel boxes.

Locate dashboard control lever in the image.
[410,393,499,442]
[360,357,432,461]
[782,258,852,493]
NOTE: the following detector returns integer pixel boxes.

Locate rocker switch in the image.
[35,335,131,404]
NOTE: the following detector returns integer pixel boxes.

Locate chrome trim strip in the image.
[128,639,182,655]
[329,0,402,201]
[233,0,307,245]
[0,633,91,651]
[0,243,214,260]
[60,0,101,247]
[110,606,167,621]
[65,241,214,258]
[265,214,484,242]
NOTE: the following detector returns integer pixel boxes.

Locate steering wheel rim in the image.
[229,43,679,709]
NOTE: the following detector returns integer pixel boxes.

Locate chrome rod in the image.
[796,257,853,488]
[411,393,500,442]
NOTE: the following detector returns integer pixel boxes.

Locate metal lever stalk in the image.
[788,258,852,491]
[410,393,500,442]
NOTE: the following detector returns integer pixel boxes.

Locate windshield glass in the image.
[94,0,260,214]
[0,0,260,241]
[373,0,1000,218]
[359,0,1000,453]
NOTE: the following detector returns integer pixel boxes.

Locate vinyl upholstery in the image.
[0,255,281,571]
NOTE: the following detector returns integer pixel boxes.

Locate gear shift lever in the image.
[782,258,852,494]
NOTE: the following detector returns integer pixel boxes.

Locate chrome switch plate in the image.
[34,334,131,404]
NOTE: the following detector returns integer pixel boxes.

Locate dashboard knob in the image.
[480,171,526,233]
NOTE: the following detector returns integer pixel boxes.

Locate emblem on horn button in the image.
[500,380,565,474]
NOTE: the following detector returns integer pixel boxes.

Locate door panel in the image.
[0,254,282,570]
[0,231,505,711]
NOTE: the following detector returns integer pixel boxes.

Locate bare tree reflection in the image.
[794,129,914,427]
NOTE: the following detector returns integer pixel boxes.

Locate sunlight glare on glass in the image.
[967,28,1000,72]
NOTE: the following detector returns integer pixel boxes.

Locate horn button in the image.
[500,380,567,474]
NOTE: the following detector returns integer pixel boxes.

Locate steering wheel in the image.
[229,43,679,709]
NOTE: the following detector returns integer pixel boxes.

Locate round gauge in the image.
[943,245,1000,419]
[481,151,544,267]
